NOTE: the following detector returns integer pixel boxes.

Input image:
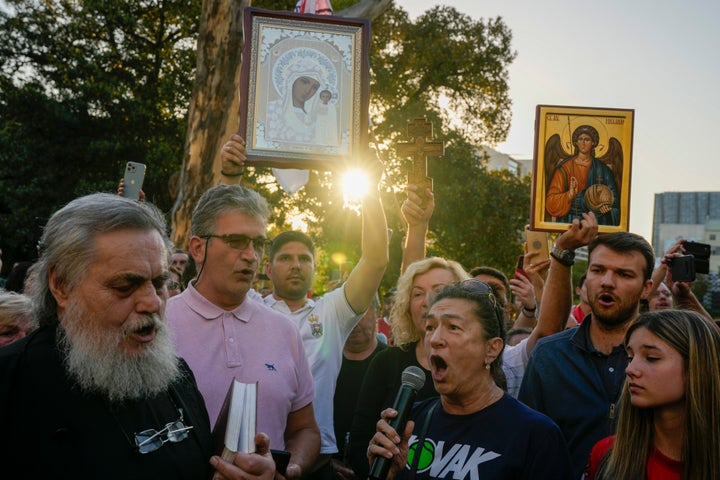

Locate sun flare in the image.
[340,169,370,213]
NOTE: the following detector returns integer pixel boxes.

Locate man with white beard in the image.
[0,193,275,480]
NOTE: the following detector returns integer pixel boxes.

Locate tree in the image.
[427,140,532,274]
[366,5,520,286]
[170,0,392,250]
[368,6,515,146]
[0,0,524,295]
[171,2,521,292]
[0,0,200,270]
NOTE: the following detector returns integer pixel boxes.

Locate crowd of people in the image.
[1,132,719,480]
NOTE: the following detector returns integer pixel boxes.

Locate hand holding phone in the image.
[525,225,549,262]
[270,449,291,476]
[121,162,146,201]
[515,254,529,280]
[670,255,696,283]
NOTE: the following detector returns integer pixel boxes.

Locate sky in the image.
[396,0,720,242]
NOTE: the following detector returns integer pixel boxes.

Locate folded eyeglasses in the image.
[133,407,194,454]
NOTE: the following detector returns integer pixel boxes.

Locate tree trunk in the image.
[171,0,247,249]
[171,0,391,248]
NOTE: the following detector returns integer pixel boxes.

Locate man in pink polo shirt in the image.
[167,184,319,479]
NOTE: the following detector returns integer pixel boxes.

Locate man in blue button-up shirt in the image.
[519,213,655,479]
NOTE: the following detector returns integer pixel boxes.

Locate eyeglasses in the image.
[203,234,271,254]
[133,408,194,454]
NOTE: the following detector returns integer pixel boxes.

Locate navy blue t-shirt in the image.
[395,394,573,480]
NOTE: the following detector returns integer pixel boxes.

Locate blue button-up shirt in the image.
[518,316,625,479]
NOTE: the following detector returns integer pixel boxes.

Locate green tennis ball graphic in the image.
[408,440,435,471]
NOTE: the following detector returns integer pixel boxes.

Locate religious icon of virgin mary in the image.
[264,47,338,145]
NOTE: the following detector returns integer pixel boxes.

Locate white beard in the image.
[57,297,180,403]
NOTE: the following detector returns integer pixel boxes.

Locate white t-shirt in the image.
[502,338,530,398]
[263,287,362,454]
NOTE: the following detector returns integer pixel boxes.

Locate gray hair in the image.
[0,290,36,330]
[190,184,270,237]
[33,193,170,327]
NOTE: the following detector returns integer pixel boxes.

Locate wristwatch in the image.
[521,304,537,318]
[551,245,575,266]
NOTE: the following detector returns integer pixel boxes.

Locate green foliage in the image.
[369,5,516,146]
[368,6,521,288]
[254,0,297,11]
[0,0,199,270]
[0,1,523,293]
[0,79,111,264]
[428,144,532,275]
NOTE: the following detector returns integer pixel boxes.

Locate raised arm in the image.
[525,212,598,353]
[219,134,247,184]
[342,150,389,314]
[670,278,713,321]
[511,251,550,329]
[650,239,712,320]
[400,184,435,274]
[649,238,684,298]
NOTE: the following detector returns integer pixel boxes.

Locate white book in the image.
[210,378,257,475]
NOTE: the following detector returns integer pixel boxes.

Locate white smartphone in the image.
[122,162,146,201]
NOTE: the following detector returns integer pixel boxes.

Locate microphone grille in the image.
[401,366,426,392]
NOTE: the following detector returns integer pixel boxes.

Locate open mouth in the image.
[598,292,616,305]
[135,324,156,336]
[128,321,158,345]
[430,354,447,372]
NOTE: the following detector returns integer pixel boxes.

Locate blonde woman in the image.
[346,257,468,479]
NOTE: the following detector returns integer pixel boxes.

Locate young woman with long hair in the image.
[585,309,720,479]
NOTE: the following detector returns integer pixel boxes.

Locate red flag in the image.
[294,0,333,15]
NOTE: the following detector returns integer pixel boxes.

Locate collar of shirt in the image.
[173,281,251,323]
[263,294,315,314]
[571,315,625,357]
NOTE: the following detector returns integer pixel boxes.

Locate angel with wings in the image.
[544,124,622,226]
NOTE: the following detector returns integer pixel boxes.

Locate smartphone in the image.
[671,255,696,282]
[271,449,291,475]
[121,161,146,201]
[525,225,549,262]
[515,254,529,280]
[682,240,711,274]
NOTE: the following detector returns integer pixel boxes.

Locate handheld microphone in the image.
[368,366,426,480]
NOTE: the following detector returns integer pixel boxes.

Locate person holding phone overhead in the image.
[120,162,146,201]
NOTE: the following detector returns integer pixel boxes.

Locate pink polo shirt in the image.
[167,283,314,450]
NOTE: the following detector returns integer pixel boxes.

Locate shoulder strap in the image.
[407,397,440,480]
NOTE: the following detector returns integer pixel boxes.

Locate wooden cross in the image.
[395,118,444,208]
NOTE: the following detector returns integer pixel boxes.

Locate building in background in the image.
[652,191,720,314]
[652,191,720,272]
[480,147,533,177]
